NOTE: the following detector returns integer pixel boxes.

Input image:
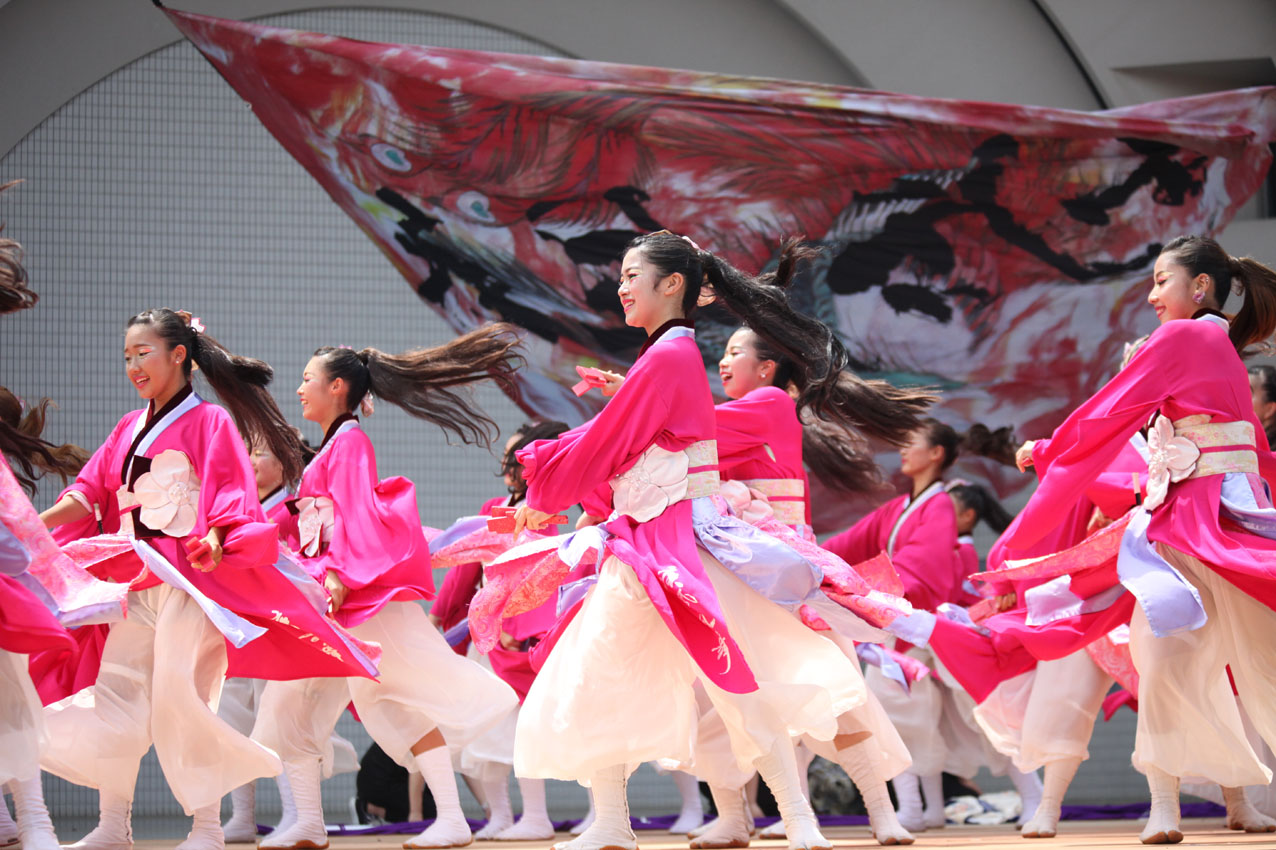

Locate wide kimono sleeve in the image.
[517,346,679,516]
[303,431,431,592]
[821,500,893,566]
[888,494,962,611]
[194,409,278,570]
[52,413,140,544]
[1007,321,1199,552]
[714,387,792,468]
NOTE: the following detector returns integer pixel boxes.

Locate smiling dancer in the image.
[37,309,377,850]
[250,329,524,850]
[984,237,1276,844]
[477,232,905,850]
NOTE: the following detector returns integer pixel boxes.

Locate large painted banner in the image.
[161,7,1275,525]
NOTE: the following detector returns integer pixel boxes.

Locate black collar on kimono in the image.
[319,413,358,452]
[638,318,695,358]
[1191,307,1228,323]
[120,382,194,484]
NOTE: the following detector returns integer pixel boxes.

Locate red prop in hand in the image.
[486,505,568,533]
[571,365,609,397]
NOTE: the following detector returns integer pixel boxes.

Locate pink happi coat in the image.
[823,483,963,618]
[934,317,1276,698]
[44,387,377,686]
[509,323,757,694]
[281,414,435,628]
[715,387,811,528]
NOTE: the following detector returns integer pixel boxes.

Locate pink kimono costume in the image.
[684,386,912,791]
[39,387,376,814]
[0,461,128,785]
[481,323,866,782]
[252,415,518,771]
[956,314,1276,788]
[823,484,1004,779]
[957,443,1146,774]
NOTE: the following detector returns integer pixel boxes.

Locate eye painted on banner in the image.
[455,191,495,223]
[370,142,414,173]
[341,134,429,177]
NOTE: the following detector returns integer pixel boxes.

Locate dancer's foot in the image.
[473,812,514,841]
[921,807,945,830]
[492,816,555,842]
[689,815,750,849]
[220,811,258,844]
[1223,787,1276,832]
[258,824,328,850]
[61,793,132,850]
[1139,769,1181,845]
[402,819,473,850]
[550,824,636,850]
[669,808,705,836]
[174,806,225,850]
[1019,803,1061,839]
[869,818,914,847]
[777,816,829,850]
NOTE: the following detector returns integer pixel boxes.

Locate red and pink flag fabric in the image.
[161,7,1275,527]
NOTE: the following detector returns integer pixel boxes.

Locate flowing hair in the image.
[501,418,570,496]
[0,180,36,315]
[1162,235,1276,354]
[126,309,304,484]
[0,388,89,494]
[627,232,936,448]
[947,482,1014,533]
[314,324,524,448]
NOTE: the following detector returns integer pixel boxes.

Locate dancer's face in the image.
[1148,252,1210,324]
[618,247,683,334]
[1250,373,1276,428]
[898,428,944,478]
[719,329,775,400]
[502,431,525,494]
[123,323,186,405]
[249,443,285,493]
[296,356,345,425]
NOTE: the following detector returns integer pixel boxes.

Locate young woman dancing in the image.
[250,328,525,850]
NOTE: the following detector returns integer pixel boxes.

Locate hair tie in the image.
[359,393,375,417]
[945,478,972,491]
[175,310,204,334]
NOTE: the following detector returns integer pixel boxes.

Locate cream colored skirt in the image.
[515,550,867,782]
[254,601,518,770]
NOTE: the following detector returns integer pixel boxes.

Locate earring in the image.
[1192,291,1205,304]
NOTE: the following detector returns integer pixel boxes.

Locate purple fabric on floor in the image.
[308,802,1227,835]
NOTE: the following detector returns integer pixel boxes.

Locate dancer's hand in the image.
[1015,440,1037,472]
[995,592,1017,612]
[512,504,554,534]
[325,569,349,614]
[598,370,625,397]
[185,529,224,572]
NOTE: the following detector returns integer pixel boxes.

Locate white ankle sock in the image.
[552,766,635,850]
[669,771,705,834]
[919,773,945,828]
[836,743,913,846]
[222,783,258,843]
[1007,766,1043,824]
[691,786,751,848]
[260,759,328,850]
[474,764,513,839]
[65,790,133,850]
[1140,766,1182,845]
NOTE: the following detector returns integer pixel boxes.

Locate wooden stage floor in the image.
[126,822,1276,849]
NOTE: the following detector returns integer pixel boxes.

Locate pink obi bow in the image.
[1144,415,1200,511]
[296,496,335,556]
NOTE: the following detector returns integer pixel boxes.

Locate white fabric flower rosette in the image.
[611,444,690,522]
[296,496,335,557]
[131,449,202,537]
[718,479,776,526]
[1143,415,1200,511]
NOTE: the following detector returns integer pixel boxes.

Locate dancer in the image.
[823,422,1042,833]
[1249,365,1276,447]
[250,328,525,850]
[489,232,887,850]
[430,419,568,842]
[1005,236,1276,844]
[687,324,924,847]
[38,309,377,850]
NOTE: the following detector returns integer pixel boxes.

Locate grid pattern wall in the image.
[0,5,1153,837]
